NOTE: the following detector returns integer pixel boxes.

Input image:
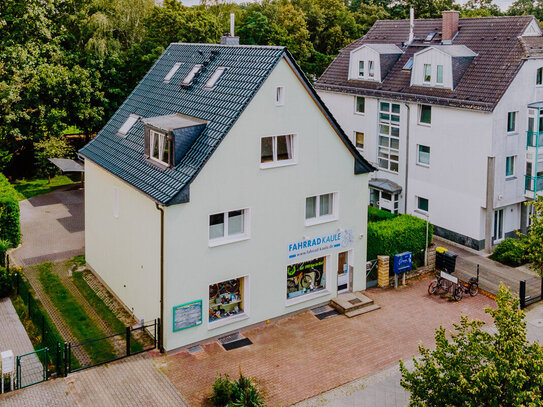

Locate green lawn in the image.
[13,176,76,200]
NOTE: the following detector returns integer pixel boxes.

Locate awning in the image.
[369,178,402,194]
[48,158,84,173]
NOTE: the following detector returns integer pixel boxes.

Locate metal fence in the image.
[16,348,48,389]
[520,277,543,309]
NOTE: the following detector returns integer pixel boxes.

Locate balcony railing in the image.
[527,131,543,148]
[525,175,543,192]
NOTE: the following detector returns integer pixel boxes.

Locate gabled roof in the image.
[80,44,373,205]
[354,43,404,54]
[417,44,476,58]
[316,15,543,111]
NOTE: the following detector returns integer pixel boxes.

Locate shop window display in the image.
[209,278,244,322]
[286,257,326,299]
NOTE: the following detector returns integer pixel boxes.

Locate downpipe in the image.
[155,203,165,353]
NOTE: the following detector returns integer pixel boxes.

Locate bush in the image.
[0,266,14,298]
[0,239,9,267]
[0,173,21,246]
[367,214,433,263]
[368,206,397,223]
[210,372,264,407]
[490,237,528,267]
[210,375,234,406]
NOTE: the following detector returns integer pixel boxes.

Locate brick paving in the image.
[0,297,36,356]
[159,276,495,406]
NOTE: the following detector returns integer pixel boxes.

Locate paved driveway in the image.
[11,185,84,266]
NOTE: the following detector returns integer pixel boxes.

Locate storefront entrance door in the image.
[337,251,349,293]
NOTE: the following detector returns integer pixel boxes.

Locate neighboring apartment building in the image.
[79,40,373,351]
[316,11,543,250]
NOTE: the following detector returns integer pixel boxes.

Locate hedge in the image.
[0,173,21,246]
[367,214,434,262]
[489,236,528,267]
[368,206,397,223]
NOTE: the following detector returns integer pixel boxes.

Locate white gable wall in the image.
[411,49,452,89]
[349,46,381,81]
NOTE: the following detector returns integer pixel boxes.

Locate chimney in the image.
[408,8,414,44]
[442,10,459,44]
[220,13,240,45]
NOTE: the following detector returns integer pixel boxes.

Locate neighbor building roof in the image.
[79,44,373,205]
[316,16,543,111]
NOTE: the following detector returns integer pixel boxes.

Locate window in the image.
[149,130,170,166]
[354,131,364,150]
[117,114,140,137]
[287,257,327,300]
[403,58,414,70]
[209,209,250,245]
[423,64,431,83]
[537,67,543,85]
[506,156,515,177]
[182,64,202,85]
[436,65,443,84]
[355,96,365,114]
[358,61,364,77]
[305,193,337,225]
[164,62,182,83]
[507,112,517,133]
[419,105,431,125]
[204,67,226,89]
[418,145,430,165]
[276,86,285,105]
[378,102,400,172]
[209,277,245,325]
[368,60,375,78]
[417,196,429,212]
[260,135,295,167]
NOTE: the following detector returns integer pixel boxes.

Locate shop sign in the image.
[288,229,354,261]
[173,300,202,332]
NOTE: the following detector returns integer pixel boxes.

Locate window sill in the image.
[354,111,365,116]
[377,167,400,175]
[260,160,297,170]
[304,216,338,227]
[208,235,250,248]
[356,147,364,153]
[147,157,169,169]
[286,289,331,307]
[416,162,430,168]
[505,176,517,181]
[506,132,518,136]
[417,122,432,127]
[208,312,249,330]
[414,209,429,216]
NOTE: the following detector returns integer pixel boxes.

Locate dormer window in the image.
[368,61,375,78]
[358,61,364,77]
[183,64,202,85]
[423,64,431,83]
[436,65,444,85]
[348,44,403,83]
[204,67,226,89]
[150,130,170,166]
[537,68,543,85]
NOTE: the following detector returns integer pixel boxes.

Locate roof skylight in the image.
[424,32,436,42]
[164,62,182,83]
[204,67,227,89]
[117,114,140,137]
[182,64,202,85]
[403,57,413,70]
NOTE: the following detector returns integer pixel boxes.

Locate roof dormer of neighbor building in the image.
[316,12,543,111]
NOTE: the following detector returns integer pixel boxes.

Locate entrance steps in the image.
[330,292,380,318]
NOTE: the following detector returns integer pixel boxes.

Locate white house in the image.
[79,40,374,351]
[316,12,543,251]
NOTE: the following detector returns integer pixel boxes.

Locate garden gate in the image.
[520,277,543,309]
[16,348,48,389]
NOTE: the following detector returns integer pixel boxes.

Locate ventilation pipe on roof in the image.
[442,10,459,44]
[408,8,415,44]
[220,13,240,45]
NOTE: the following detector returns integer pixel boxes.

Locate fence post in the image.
[56,342,61,376]
[126,326,131,357]
[15,272,19,296]
[28,290,31,316]
[44,348,48,380]
[42,315,46,348]
[16,355,20,390]
[154,319,157,349]
[158,318,162,351]
[63,342,68,377]
[520,280,526,310]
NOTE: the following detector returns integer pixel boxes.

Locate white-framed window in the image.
[260,134,296,168]
[204,67,227,89]
[368,60,375,78]
[164,62,182,83]
[506,156,515,177]
[423,64,431,83]
[537,67,543,85]
[354,131,364,150]
[436,65,443,85]
[419,104,431,125]
[208,209,250,246]
[149,130,170,166]
[286,256,328,304]
[378,102,400,172]
[417,145,430,166]
[417,196,429,212]
[117,114,140,137]
[276,86,285,106]
[182,64,202,85]
[208,275,249,329]
[113,187,119,218]
[355,96,365,114]
[358,61,364,77]
[305,192,338,225]
[507,111,517,133]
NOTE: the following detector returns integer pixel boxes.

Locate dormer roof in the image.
[415,44,476,58]
[354,43,403,55]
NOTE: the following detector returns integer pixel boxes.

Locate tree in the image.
[461,0,502,17]
[34,136,75,182]
[508,0,543,21]
[525,197,543,277]
[400,285,543,406]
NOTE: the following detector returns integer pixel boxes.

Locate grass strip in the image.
[13,176,75,200]
[38,263,116,363]
[72,271,143,353]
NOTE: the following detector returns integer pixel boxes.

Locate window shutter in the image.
[144,126,150,158]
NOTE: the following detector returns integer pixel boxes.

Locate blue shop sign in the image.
[393,252,412,274]
[287,229,354,261]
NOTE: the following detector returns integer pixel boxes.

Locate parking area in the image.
[158,275,495,406]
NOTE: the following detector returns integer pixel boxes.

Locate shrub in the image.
[0,239,9,267]
[210,372,264,407]
[368,206,397,223]
[367,214,433,263]
[0,267,14,298]
[490,237,528,267]
[0,173,21,246]
[210,375,234,406]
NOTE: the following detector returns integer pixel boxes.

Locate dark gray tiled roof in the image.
[80,43,373,205]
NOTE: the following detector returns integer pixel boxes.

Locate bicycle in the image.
[287,262,322,294]
[428,274,453,295]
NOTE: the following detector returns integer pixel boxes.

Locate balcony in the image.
[525,175,543,193]
[527,131,543,148]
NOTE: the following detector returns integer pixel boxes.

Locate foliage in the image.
[525,197,543,277]
[0,266,14,298]
[13,175,75,200]
[367,214,433,261]
[0,239,9,267]
[368,206,397,223]
[34,137,76,181]
[0,172,21,246]
[210,371,264,407]
[489,236,528,267]
[400,285,543,406]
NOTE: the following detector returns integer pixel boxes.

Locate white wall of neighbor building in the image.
[84,160,161,323]
[163,57,369,351]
